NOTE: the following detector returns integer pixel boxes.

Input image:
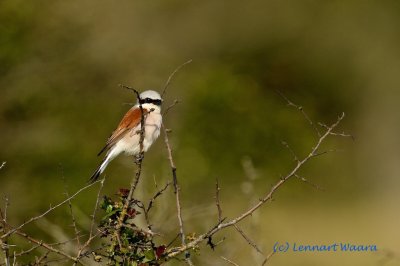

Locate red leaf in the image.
[118,188,130,197]
[155,245,166,258]
[127,208,136,218]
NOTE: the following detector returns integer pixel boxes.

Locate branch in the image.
[0,162,5,171]
[162,123,193,265]
[233,224,263,255]
[215,178,222,223]
[73,178,105,265]
[161,59,192,98]
[275,89,321,137]
[165,113,346,259]
[60,166,81,249]
[112,85,146,251]
[1,180,101,240]
[12,229,76,262]
[221,256,240,266]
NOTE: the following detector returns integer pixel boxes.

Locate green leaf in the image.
[142,249,155,262]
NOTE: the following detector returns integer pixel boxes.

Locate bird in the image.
[89,90,163,182]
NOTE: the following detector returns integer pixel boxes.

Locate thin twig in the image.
[161,59,192,98]
[0,196,10,266]
[160,61,194,264]
[261,249,275,266]
[163,100,180,117]
[281,141,300,163]
[215,178,222,223]
[221,256,240,266]
[318,122,355,140]
[60,165,81,248]
[112,85,146,252]
[1,180,101,240]
[0,162,5,171]
[73,178,105,266]
[12,229,76,262]
[294,174,325,191]
[275,89,321,137]
[233,224,263,255]
[146,182,171,215]
[165,113,346,259]
[162,123,193,265]
[89,178,105,240]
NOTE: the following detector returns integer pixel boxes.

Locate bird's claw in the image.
[135,153,144,164]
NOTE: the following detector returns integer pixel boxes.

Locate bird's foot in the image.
[135,153,144,164]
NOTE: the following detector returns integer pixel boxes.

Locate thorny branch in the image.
[60,165,82,248]
[1,180,101,240]
[73,178,105,265]
[0,62,350,265]
[275,89,321,137]
[161,60,194,266]
[233,224,263,255]
[164,112,346,259]
[111,85,147,251]
[215,178,223,224]
[162,123,193,265]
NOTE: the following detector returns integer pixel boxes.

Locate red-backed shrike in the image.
[90,90,162,182]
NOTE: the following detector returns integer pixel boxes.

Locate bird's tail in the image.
[89,156,111,183]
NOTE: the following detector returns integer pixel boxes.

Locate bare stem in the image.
[165,113,345,259]
[161,59,192,98]
[162,123,193,265]
[1,180,101,240]
[111,85,146,251]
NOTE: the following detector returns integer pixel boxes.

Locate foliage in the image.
[98,189,166,266]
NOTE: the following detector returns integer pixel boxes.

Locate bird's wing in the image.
[97,107,149,156]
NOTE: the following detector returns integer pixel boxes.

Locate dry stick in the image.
[318,122,355,140]
[161,60,194,266]
[281,141,326,191]
[233,224,263,255]
[14,245,40,258]
[215,178,222,223]
[73,178,105,265]
[221,256,240,266]
[1,213,82,264]
[0,198,10,266]
[60,166,82,249]
[165,113,346,259]
[88,178,105,242]
[163,100,180,117]
[143,182,171,229]
[146,182,171,214]
[275,89,321,137]
[12,229,76,262]
[111,86,146,252]
[261,249,275,266]
[34,250,50,265]
[294,173,325,191]
[162,123,193,265]
[1,180,101,240]
[161,59,193,98]
[14,235,83,259]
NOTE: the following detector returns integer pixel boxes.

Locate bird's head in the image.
[137,90,162,111]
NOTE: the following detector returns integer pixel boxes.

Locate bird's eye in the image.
[146,98,152,102]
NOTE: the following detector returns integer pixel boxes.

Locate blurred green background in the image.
[1,0,400,265]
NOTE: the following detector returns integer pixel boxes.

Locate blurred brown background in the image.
[1,1,399,265]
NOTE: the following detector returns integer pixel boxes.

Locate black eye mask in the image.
[139,98,162,106]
